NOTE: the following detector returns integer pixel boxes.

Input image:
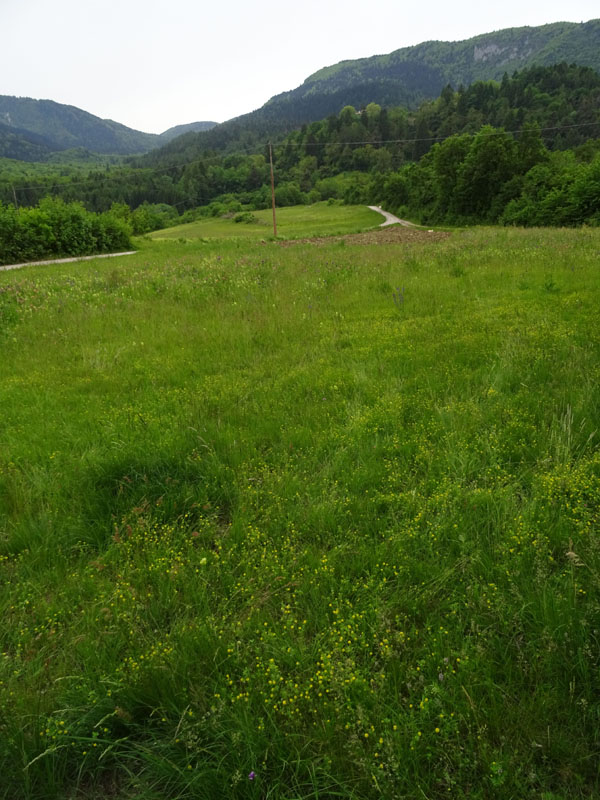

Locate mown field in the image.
[1,213,599,799]
[150,203,383,241]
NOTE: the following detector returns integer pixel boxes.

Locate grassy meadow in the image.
[150,202,384,241]
[1,211,599,799]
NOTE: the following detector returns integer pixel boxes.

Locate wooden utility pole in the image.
[11,185,18,208]
[269,142,277,237]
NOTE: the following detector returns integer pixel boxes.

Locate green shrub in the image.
[0,198,132,265]
[233,211,258,224]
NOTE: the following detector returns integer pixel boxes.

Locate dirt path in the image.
[0,251,136,273]
[368,205,416,227]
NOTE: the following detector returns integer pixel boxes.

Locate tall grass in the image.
[1,224,599,799]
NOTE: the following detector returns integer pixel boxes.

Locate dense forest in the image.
[1,63,600,242]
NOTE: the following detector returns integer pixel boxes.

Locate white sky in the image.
[1,0,598,134]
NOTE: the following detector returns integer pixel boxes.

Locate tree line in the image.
[1,64,599,233]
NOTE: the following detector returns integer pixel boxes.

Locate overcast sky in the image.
[1,0,597,134]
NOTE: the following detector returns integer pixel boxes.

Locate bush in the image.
[130,203,178,234]
[0,198,132,265]
[233,212,258,224]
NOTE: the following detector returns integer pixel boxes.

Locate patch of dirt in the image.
[278,227,451,247]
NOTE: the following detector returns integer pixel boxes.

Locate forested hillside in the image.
[0,96,160,155]
[139,19,600,161]
[304,19,600,97]
[3,20,598,165]
[159,121,218,142]
[3,63,599,232]
[0,121,54,161]
[0,96,217,157]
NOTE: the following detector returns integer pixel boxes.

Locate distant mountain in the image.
[0,96,161,155]
[159,121,218,142]
[0,96,217,158]
[0,120,54,161]
[140,18,600,165]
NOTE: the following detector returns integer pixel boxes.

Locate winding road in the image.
[368,205,416,227]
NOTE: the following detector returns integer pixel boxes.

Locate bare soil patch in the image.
[278,226,451,247]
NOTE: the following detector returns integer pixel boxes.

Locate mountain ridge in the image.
[141,18,600,165]
[3,19,600,165]
[302,21,583,86]
[281,20,600,103]
[159,121,218,142]
[0,95,217,159]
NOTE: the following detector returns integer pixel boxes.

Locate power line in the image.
[280,120,600,147]
[5,119,600,196]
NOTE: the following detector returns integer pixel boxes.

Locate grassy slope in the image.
[151,203,384,240]
[0,222,599,799]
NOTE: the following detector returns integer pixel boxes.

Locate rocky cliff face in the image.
[473,42,534,64]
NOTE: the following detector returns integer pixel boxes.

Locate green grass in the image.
[1,226,599,799]
[151,202,383,240]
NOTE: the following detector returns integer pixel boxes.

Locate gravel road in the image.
[368,206,416,227]
[0,251,136,273]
